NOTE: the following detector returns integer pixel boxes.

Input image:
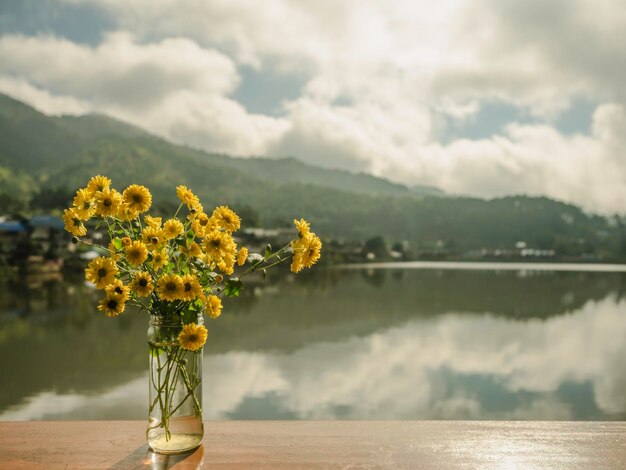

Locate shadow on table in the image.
[109,444,204,469]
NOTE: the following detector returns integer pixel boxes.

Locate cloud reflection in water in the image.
[3,295,625,421]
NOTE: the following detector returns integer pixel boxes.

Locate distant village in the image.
[0,214,570,278]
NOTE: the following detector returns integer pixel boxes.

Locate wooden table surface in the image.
[0,421,624,469]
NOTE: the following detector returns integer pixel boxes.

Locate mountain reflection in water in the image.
[1,265,625,420]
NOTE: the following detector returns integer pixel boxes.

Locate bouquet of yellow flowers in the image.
[63,175,321,454]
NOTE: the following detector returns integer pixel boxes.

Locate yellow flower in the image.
[162,219,184,239]
[209,206,240,233]
[131,271,153,297]
[63,208,87,237]
[122,184,152,214]
[203,230,236,259]
[98,292,126,317]
[144,216,162,229]
[85,257,119,288]
[104,278,130,301]
[142,226,163,251]
[237,247,248,266]
[190,212,211,237]
[301,234,322,268]
[86,175,111,196]
[178,323,208,351]
[290,252,303,273]
[190,201,203,215]
[150,249,169,271]
[176,185,200,208]
[291,233,322,273]
[121,236,132,247]
[94,188,122,217]
[294,218,311,237]
[203,230,237,274]
[125,240,148,266]
[187,242,203,258]
[206,295,223,319]
[180,274,202,301]
[157,274,184,301]
[217,255,235,275]
[72,188,95,219]
[116,204,138,221]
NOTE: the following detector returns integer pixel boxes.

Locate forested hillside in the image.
[1,93,624,259]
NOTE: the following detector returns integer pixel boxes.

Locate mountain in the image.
[0,92,624,260]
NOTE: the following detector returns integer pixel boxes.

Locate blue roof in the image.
[0,222,26,233]
[30,216,64,230]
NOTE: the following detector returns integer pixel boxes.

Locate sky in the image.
[0,0,625,213]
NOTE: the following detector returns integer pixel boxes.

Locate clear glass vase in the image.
[147,313,204,454]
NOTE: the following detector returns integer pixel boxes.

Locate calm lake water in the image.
[1,263,625,421]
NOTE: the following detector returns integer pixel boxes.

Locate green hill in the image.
[0,92,624,260]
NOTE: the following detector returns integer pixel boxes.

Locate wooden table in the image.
[0,421,624,469]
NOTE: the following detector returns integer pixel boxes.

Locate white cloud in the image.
[0,32,289,155]
[0,76,90,115]
[4,0,626,212]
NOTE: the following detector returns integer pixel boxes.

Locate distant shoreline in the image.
[337,261,626,272]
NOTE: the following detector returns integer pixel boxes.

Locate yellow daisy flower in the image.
[104,278,130,301]
[144,216,162,229]
[131,271,153,297]
[290,252,304,273]
[178,323,208,351]
[72,188,95,219]
[291,233,322,272]
[63,208,87,237]
[176,185,200,208]
[217,254,235,275]
[203,230,236,260]
[121,236,132,247]
[180,274,202,301]
[125,240,148,266]
[189,201,203,215]
[122,184,152,214]
[206,295,223,319]
[150,249,169,271]
[187,242,203,258]
[191,212,211,237]
[85,257,119,288]
[237,247,248,266]
[301,234,322,269]
[86,175,111,196]
[142,226,163,251]
[98,292,126,317]
[116,204,138,221]
[156,274,184,301]
[94,188,122,217]
[209,206,241,233]
[162,219,184,240]
[294,218,311,237]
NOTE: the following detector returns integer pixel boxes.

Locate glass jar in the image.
[147,313,204,454]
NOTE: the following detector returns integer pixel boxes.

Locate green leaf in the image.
[181,309,197,325]
[112,238,123,250]
[265,244,272,257]
[224,278,243,297]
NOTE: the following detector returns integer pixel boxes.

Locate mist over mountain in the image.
[1,92,624,260]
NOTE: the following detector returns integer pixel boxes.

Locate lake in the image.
[1,263,625,421]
